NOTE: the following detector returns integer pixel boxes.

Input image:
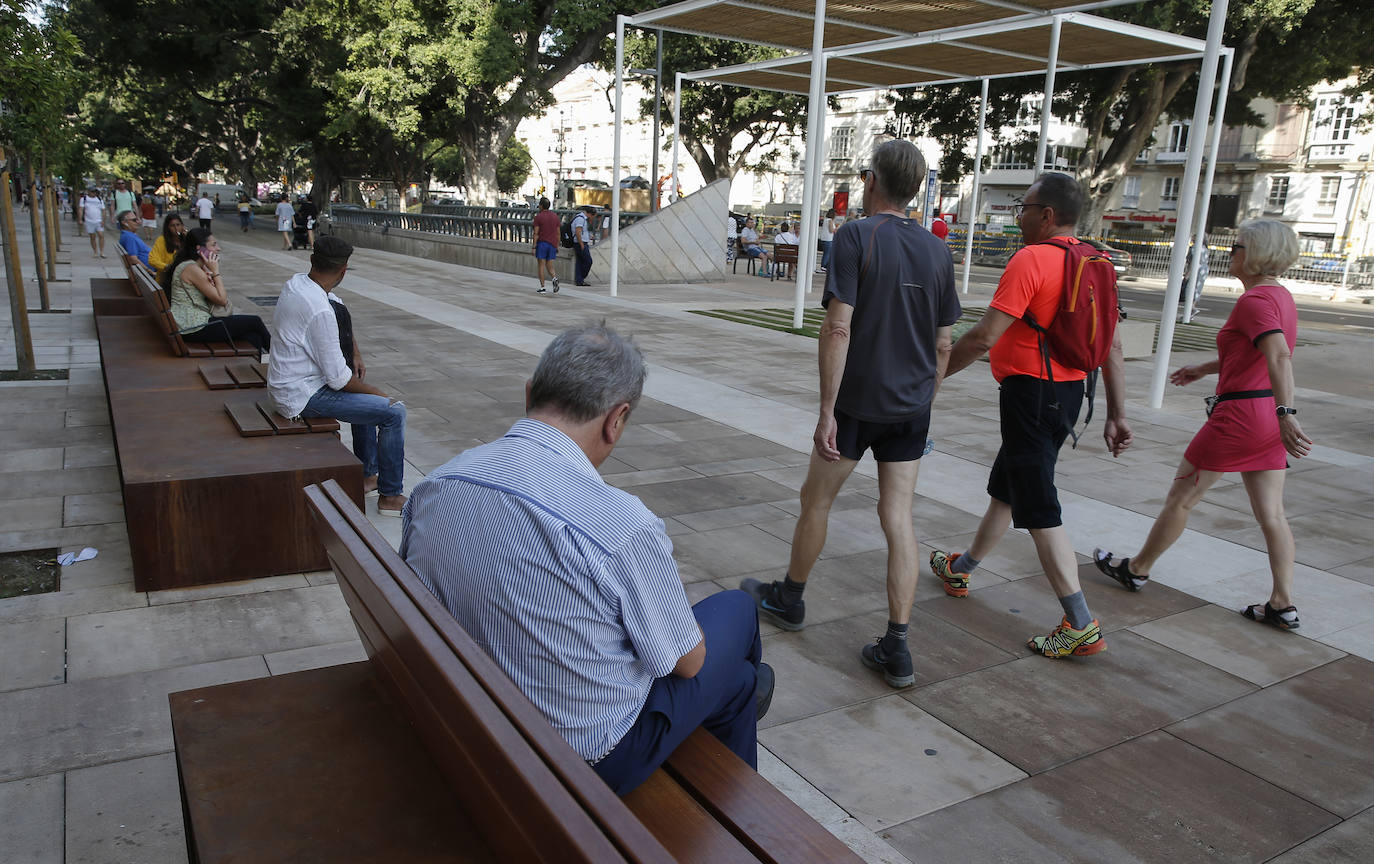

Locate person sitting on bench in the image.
[400,324,774,796]
[268,236,408,515]
[160,227,273,354]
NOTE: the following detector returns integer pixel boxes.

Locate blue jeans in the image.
[302,387,406,496]
[574,243,593,284]
[819,240,833,270]
[592,590,761,795]
[352,423,379,478]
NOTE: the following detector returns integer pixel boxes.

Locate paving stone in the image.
[673,502,793,532]
[1268,805,1374,863]
[0,773,63,864]
[0,618,65,692]
[922,528,1049,582]
[65,408,111,428]
[264,639,368,675]
[63,491,124,527]
[628,472,797,517]
[670,524,793,584]
[684,455,792,476]
[1131,604,1346,686]
[908,631,1255,774]
[1190,563,1374,639]
[1317,618,1374,662]
[882,731,1339,864]
[65,752,186,864]
[1333,555,1374,588]
[0,447,64,472]
[765,490,876,518]
[603,466,704,488]
[66,585,354,680]
[0,496,65,532]
[761,695,1025,831]
[57,541,136,591]
[0,581,147,625]
[145,573,311,606]
[0,655,268,782]
[1169,655,1374,817]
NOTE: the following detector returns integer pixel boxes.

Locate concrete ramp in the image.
[591,179,728,284]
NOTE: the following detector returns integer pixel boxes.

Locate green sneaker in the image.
[1028,617,1106,658]
[929,550,969,598]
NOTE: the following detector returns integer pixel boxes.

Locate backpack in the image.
[1022,238,1120,444]
[559,215,576,249]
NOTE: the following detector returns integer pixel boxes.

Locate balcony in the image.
[1214,144,1300,164]
[1308,143,1357,162]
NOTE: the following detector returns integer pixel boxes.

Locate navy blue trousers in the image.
[593,589,762,795]
[574,243,593,284]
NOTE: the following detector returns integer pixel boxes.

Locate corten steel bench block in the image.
[91,277,146,317]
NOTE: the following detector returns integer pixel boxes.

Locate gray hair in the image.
[529,322,647,422]
[1235,218,1300,277]
[115,209,134,224]
[871,139,927,206]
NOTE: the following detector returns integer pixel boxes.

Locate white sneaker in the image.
[552,276,560,293]
[536,286,548,294]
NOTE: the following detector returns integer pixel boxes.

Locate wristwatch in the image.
[1276,406,1297,417]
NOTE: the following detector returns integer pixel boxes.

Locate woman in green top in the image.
[158,228,272,354]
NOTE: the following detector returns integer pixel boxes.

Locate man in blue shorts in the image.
[742,140,961,687]
[531,196,561,294]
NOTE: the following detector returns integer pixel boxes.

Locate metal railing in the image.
[329,205,648,245]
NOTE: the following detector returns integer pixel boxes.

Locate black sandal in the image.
[1093,548,1148,592]
[1241,601,1300,631]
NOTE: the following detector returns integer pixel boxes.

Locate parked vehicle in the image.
[1081,237,1133,275]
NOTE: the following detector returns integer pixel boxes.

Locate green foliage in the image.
[0,2,84,159]
[497,139,533,194]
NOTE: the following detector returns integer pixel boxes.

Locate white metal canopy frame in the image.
[609,0,1233,408]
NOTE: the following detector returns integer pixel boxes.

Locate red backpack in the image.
[1023,238,1120,443]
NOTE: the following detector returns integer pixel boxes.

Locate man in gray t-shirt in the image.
[742,140,960,689]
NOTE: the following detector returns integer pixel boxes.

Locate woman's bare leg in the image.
[1127,457,1223,576]
[1240,469,1295,608]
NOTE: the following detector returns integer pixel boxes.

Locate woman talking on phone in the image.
[159,228,272,354]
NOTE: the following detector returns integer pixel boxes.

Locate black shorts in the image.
[986,375,1084,529]
[835,407,931,463]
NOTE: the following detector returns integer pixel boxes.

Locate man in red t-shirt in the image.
[531,197,562,294]
[937,172,1133,659]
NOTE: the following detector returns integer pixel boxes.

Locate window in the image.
[989,145,1032,170]
[1266,176,1290,213]
[1016,96,1044,125]
[1311,95,1362,159]
[829,127,854,160]
[1121,175,1141,209]
[1317,176,1340,214]
[1165,122,1190,153]
[1161,177,1180,210]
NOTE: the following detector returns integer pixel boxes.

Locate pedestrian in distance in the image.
[80,187,106,258]
[1094,219,1313,631]
[238,195,252,232]
[112,178,136,218]
[275,194,295,250]
[932,172,1133,659]
[741,140,961,688]
[572,204,595,286]
[139,195,158,241]
[531,197,561,294]
[194,190,214,231]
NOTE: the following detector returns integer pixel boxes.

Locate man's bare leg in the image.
[875,459,921,625]
[786,449,859,584]
[1027,523,1107,657]
[930,496,1011,596]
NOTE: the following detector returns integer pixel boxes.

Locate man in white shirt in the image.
[268,236,409,515]
[80,188,106,258]
[194,191,215,231]
[275,195,296,251]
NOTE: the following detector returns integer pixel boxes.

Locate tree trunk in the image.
[458,116,517,205]
[309,151,341,208]
[687,140,720,184]
[24,156,50,312]
[0,164,36,372]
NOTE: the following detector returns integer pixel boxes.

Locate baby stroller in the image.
[291,210,311,250]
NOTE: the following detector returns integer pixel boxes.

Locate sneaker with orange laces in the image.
[929,550,969,598]
[1028,618,1106,658]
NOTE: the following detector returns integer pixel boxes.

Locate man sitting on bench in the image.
[400,324,774,795]
[267,236,408,515]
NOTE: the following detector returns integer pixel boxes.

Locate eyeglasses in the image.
[1011,202,1048,219]
[857,168,873,182]
[1231,244,1245,252]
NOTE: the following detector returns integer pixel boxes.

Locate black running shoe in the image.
[1093,548,1148,592]
[860,638,914,688]
[740,577,805,631]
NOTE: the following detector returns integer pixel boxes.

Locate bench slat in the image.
[623,771,759,863]
[224,401,275,436]
[303,416,341,433]
[225,360,265,387]
[199,364,236,390]
[315,480,677,862]
[256,399,309,434]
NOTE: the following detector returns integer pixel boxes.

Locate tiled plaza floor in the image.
[2,214,1372,862]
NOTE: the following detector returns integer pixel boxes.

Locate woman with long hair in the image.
[1094,219,1313,630]
[159,227,272,354]
[148,212,187,277]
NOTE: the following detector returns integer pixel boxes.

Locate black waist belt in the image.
[1215,389,1273,403]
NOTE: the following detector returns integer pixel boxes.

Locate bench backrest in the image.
[304,480,674,864]
[774,243,799,266]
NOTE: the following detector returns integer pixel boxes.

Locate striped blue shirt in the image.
[400,418,701,762]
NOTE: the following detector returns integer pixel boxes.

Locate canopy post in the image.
[1033,16,1062,178]
[1149,0,1230,408]
[1183,47,1233,325]
[611,15,625,297]
[793,0,828,329]
[671,71,682,205]
[963,77,989,295]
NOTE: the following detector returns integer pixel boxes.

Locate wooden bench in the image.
[771,243,799,281]
[169,479,861,863]
[199,359,267,390]
[224,397,340,437]
[127,264,259,359]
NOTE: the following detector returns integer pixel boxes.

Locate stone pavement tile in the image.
[673,502,794,532]
[923,528,1047,582]
[671,524,793,584]
[55,540,135,591]
[822,818,913,864]
[604,466,704,488]
[641,418,747,442]
[1268,805,1374,863]
[1132,604,1347,686]
[63,491,124,527]
[1120,495,1259,537]
[392,437,481,473]
[755,507,890,560]
[1057,460,1179,505]
[0,618,65,692]
[65,752,186,864]
[0,409,66,432]
[1171,656,1374,817]
[1317,618,1374,662]
[628,472,798,517]
[66,585,354,680]
[618,397,699,425]
[765,490,876,518]
[685,455,793,476]
[881,731,1338,864]
[1190,563,1374,640]
[907,631,1255,774]
[6,423,112,450]
[1206,464,1374,520]
[0,655,268,782]
[761,695,1025,831]
[1333,555,1374,588]
[264,639,367,676]
[613,435,790,471]
[753,464,881,496]
[62,442,117,469]
[5,465,119,497]
[64,408,111,428]
[304,569,337,587]
[0,447,64,472]
[0,773,63,864]
[145,573,312,606]
[1267,509,1374,571]
[0,580,147,625]
[0,496,64,532]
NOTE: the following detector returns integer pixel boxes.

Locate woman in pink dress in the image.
[1093,219,1313,629]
